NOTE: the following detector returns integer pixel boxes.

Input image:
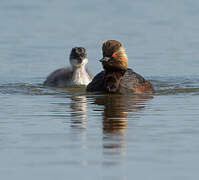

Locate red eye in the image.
[112,53,117,57]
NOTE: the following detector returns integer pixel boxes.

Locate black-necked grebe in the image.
[43,47,93,87]
[87,40,154,94]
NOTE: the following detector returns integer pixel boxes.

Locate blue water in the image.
[0,0,199,179]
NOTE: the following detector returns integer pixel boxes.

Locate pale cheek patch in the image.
[70,58,88,67]
[82,58,88,65]
[119,47,128,59]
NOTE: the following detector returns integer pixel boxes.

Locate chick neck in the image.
[70,58,91,85]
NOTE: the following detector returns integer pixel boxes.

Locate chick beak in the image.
[99,57,110,62]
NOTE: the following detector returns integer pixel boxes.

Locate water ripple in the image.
[0,76,198,96]
[0,83,87,96]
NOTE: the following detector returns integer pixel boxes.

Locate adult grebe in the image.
[87,40,154,94]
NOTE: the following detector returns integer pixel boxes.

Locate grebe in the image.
[43,47,93,87]
[87,40,154,94]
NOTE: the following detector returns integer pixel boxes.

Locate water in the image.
[0,0,199,179]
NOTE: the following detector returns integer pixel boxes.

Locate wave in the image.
[0,76,198,96]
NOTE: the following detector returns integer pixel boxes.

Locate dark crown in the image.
[102,40,122,57]
[101,40,128,71]
[70,47,87,59]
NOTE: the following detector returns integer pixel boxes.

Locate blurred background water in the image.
[0,0,199,179]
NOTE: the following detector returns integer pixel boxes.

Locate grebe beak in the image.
[99,57,110,62]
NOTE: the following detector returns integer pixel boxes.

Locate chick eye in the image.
[112,53,117,57]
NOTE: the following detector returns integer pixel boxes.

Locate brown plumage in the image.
[87,40,154,94]
[101,40,128,71]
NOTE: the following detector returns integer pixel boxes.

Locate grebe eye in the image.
[112,53,117,57]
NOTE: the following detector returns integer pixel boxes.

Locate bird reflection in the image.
[68,92,152,166]
[70,95,87,129]
[93,94,153,165]
[69,95,88,142]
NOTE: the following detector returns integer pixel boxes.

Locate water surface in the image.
[0,0,199,180]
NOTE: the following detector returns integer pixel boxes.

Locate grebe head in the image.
[99,40,128,71]
[70,47,88,68]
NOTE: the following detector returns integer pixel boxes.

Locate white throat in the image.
[71,58,91,85]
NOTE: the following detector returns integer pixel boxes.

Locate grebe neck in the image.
[71,65,91,85]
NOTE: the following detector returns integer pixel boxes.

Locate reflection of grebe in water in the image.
[69,95,88,143]
[70,95,87,129]
[43,47,93,87]
[93,94,153,159]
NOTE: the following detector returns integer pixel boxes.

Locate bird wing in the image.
[86,71,105,92]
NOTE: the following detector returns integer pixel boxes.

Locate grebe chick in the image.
[86,40,154,94]
[43,47,93,87]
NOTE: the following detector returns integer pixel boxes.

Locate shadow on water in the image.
[89,94,153,166]
[70,95,87,129]
[0,76,199,96]
[58,92,153,166]
[0,76,198,168]
[68,95,88,142]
